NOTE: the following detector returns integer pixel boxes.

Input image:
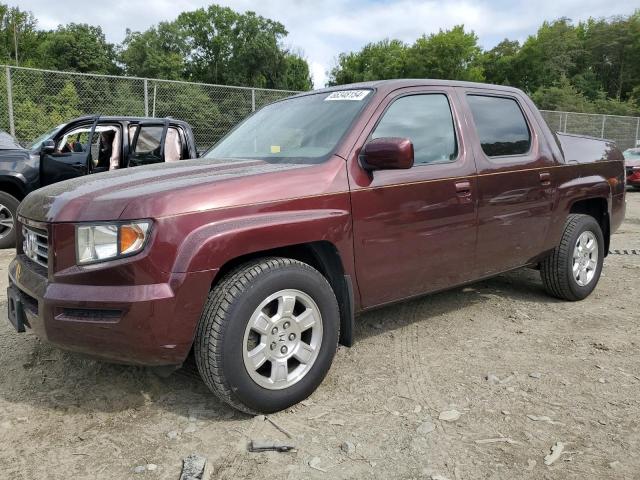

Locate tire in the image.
[195,257,340,414]
[0,191,19,249]
[541,214,604,301]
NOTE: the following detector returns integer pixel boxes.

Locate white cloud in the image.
[13,0,640,87]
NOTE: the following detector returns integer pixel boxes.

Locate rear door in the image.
[126,121,169,167]
[349,86,478,308]
[459,89,557,276]
[40,117,99,186]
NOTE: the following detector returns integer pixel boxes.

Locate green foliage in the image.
[36,23,119,74]
[12,78,82,139]
[119,5,311,91]
[329,39,408,85]
[530,80,593,112]
[406,26,484,81]
[0,4,40,66]
[531,80,639,116]
[1,1,639,145]
[282,53,313,91]
[328,27,484,86]
[329,13,640,116]
[0,2,311,91]
[515,18,583,92]
[119,24,187,80]
[481,39,520,86]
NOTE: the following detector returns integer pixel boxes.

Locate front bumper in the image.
[7,254,216,366]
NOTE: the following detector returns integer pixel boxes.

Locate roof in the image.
[292,79,525,99]
[68,115,192,127]
[0,130,24,150]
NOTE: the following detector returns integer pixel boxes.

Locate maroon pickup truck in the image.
[7,80,626,414]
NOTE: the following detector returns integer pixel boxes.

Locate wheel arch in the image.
[212,241,355,347]
[569,197,610,255]
[0,175,27,201]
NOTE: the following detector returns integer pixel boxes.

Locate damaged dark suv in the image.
[0,116,198,247]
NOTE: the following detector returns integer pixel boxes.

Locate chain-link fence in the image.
[1,65,298,151]
[3,66,639,153]
[540,110,640,151]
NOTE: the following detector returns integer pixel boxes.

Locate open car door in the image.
[127,120,169,167]
[40,117,100,187]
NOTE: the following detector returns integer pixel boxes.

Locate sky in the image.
[14,0,640,88]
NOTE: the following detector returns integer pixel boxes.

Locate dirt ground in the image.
[1,194,639,480]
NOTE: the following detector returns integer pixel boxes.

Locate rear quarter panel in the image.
[544,135,625,250]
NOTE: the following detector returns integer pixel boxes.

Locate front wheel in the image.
[195,257,340,414]
[0,191,19,249]
[540,214,604,301]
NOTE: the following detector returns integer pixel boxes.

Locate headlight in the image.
[76,221,151,264]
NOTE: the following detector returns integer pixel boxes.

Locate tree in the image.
[0,4,40,65]
[36,23,119,74]
[328,26,484,86]
[283,53,313,91]
[514,18,583,92]
[405,25,484,81]
[120,5,311,90]
[328,39,408,85]
[580,13,640,100]
[119,23,187,80]
[481,39,520,85]
[530,79,593,113]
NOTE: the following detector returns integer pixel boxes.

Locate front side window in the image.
[206,90,372,164]
[371,94,458,165]
[56,125,92,153]
[467,95,531,157]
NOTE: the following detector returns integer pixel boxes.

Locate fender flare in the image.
[170,208,356,346]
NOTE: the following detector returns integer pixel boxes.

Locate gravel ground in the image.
[0,192,639,480]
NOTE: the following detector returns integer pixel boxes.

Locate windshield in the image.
[206,89,372,164]
[28,124,65,152]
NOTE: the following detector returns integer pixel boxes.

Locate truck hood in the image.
[19,157,310,223]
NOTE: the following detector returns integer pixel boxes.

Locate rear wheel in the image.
[0,191,19,249]
[195,257,340,414]
[541,214,604,301]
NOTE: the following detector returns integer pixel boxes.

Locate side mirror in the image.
[41,139,56,154]
[360,137,414,170]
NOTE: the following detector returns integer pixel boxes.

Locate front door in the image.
[40,117,99,186]
[459,90,557,276]
[349,87,478,308]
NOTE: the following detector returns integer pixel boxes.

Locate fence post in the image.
[144,78,149,117]
[636,117,639,147]
[251,88,256,112]
[563,112,568,133]
[5,66,15,137]
[600,115,606,139]
[152,85,157,117]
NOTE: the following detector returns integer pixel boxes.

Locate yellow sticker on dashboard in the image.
[270,145,281,153]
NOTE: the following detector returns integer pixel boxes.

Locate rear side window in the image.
[371,94,457,165]
[132,125,163,154]
[467,95,531,157]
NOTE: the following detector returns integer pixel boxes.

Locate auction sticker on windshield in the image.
[325,90,370,101]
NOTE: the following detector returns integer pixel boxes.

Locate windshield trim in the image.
[205,88,376,164]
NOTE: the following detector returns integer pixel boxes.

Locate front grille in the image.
[22,225,49,268]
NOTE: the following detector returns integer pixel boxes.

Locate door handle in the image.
[455,180,471,195]
[539,172,551,185]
